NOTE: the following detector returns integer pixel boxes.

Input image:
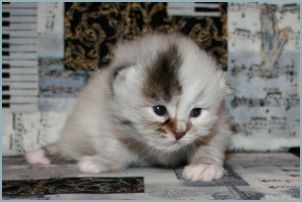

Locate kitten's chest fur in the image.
[117,134,196,167]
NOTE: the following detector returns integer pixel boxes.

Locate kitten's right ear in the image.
[112,64,137,83]
[110,64,139,96]
[112,65,129,83]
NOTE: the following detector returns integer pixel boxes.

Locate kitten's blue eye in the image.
[190,108,202,118]
[152,105,167,116]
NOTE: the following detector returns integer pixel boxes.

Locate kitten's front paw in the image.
[25,149,50,167]
[77,157,105,173]
[182,163,224,182]
[77,156,122,174]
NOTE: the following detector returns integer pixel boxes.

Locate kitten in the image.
[26,33,232,182]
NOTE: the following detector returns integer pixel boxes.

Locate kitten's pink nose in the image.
[174,132,185,140]
[171,120,187,140]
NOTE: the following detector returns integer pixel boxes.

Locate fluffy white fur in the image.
[26,33,232,181]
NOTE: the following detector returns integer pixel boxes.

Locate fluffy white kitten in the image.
[26,33,232,182]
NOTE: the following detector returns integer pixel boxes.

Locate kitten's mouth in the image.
[167,140,179,147]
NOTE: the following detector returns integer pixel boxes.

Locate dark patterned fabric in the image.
[3,177,144,199]
[64,2,227,70]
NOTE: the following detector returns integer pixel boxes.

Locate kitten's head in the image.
[110,33,231,152]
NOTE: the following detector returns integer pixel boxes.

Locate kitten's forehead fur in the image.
[142,44,182,102]
[110,33,230,108]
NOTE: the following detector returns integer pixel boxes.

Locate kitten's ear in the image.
[111,64,140,92]
[114,65,135,82]
[224,81,235,95]
[218,72,234,96]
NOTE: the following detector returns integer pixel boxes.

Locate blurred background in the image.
[2,2,300,156]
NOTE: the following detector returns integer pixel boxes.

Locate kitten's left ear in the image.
[218,71,234,96]
[224,81,235,95]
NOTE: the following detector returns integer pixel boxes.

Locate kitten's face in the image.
[112,39,230,153]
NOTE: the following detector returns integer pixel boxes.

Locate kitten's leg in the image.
[76,142,136,174]
[77,155,125,174]
[182,146,225,182]
[183,122,232,182]
[25,149,50,167]
[25,142,59,167]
